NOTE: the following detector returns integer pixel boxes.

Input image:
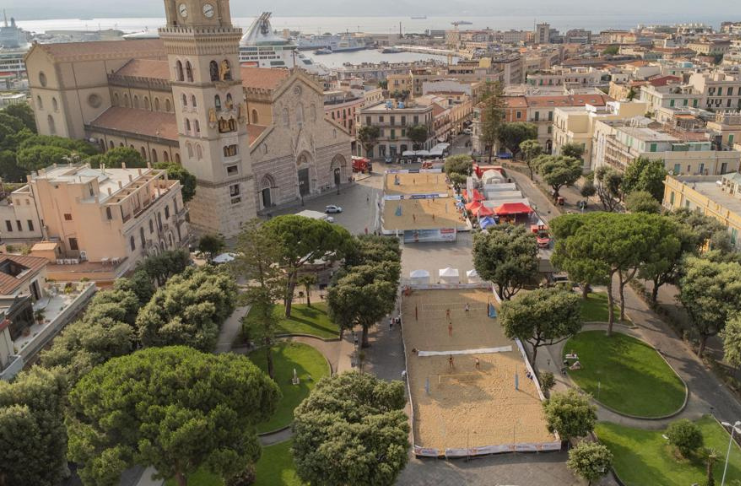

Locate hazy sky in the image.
[2,0,733,24]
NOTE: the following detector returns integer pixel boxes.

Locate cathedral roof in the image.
[89,107,178,142]
[32,39,165,62]
[241,67,290,91]
[115,59,170,80]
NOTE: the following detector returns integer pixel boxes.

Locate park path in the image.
[509,169,741,428]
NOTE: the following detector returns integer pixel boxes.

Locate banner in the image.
[403,228,457,243]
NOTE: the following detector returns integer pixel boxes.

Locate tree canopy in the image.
[567,442,613,486]
[443,154,473,177]
[357,125,381,157]
[407,124,429,150]
[622,156,667,201]
[0,367,68,486]
[497,122,537,159]
[543,389,597,441]
[88,147,147,169]
[136,248,191,287]
[198,233,226,262]
[592,166,623,212]
[154,162,197,202]
[473,224,539,300]
[479,81,505,162]
[2,104,36,133]
[625,190,661,214]
[560,143,585,161]
[67,346,280,486]
[520,139,543,179]
[535,155,582,199]
[500,288,582,363]
[292,372,409,486]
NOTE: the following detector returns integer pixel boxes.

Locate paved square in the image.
[384,172,451,196]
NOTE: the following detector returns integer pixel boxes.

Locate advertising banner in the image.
[403,228,457,243]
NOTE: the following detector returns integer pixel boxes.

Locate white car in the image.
[325,205,343,214]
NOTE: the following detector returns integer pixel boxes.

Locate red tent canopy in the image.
[471,189,485,201]
[495,202,533,216]
[465,201,482,213]
[476,206,495,217]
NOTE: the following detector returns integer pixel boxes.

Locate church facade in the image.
[24,0,352,237]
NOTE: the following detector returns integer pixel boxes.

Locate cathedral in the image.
[24,0,352,237]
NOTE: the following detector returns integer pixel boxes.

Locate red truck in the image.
[352,156,372,173]
[530,224,551,248]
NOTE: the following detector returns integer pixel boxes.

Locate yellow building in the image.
[663,173,741,246]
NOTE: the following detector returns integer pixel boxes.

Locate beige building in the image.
[688,70,741,111]
[552,101,648,170]
[358,101,434,159]
[663,173,741,247]
[707,111,741,149]
[2,165,189,282]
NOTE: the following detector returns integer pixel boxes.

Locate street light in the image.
[721,420,741,486]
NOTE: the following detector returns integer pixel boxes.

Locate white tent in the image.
[410,269,431,285]
[212,253,237,264]
[484,183,517,192]
[439,267,460,285]
[481,169,505,185]
[466,269,482,284]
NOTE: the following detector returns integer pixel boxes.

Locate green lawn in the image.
[597,416,741,486]
[245,302,339,340]
[163,440,303,486]
[579,292,622,323]
[255,440,304,486]
[565,331,685,417]
[249,342,330,434]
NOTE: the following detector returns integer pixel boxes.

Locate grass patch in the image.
[580,292,622,323]
[255,440,304,486]
[597,416,741,486]
[565,331,685,417]
[249,342,330,434]
[245,302,339,340]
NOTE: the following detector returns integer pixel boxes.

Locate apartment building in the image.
[639,84,703,115]
[688,71,741,111]
[552,101,648,170]
[1,164,189,281]
[706,111,741,149]
[324,90,362,138]
[526,66,608,88]
[357,101,434,159]
[663,173,741,248]
[592,119,741,176]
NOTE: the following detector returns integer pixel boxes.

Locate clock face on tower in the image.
[203,3,215,18]
[178,3,188,18]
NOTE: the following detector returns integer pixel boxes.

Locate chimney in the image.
[107,187,112,195]
[118,181,123,189]
[128,174,133,182]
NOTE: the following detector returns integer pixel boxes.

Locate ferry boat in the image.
[314,48,332,55]
[297,34,366,52]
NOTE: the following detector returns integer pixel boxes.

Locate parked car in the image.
[325,205,343,214]
[352,156,372,173]
[462,128,472,135]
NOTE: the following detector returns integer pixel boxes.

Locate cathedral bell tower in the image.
[159,0,255,237]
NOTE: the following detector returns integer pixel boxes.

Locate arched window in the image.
[163,151,169,162]
[186,143,193,158]
[196,145,203,160]
[175,153,181,163]
[133,96,139,109]
[214,95,221,111]
[154,98,160,111]
[140,227,145,247]
[109,141,115,150]
[120,142,124,147]
[130,235,136,251]
[124,94,130,108]
[194,120,201,134]
[151,149,158,163]
[47,115,56,135]
[185,61,193,82]
[182,94,188,107]
[191,95,197,108]
[36,96,43,110]
[228,118,236,131]
[176,61,184,81]
[226,93,233,109]
[185,119,191,132]
[297,104,304,126]
[140,147,146,159]
[251,109,259,124]
[282,108,289,127]
[149,219,154,234]
[165,99,172,112]
[113,93,119,106]
[144,97,151,110]
[52,97,58,112]
[130,144,135,150]
[210,60,219,82]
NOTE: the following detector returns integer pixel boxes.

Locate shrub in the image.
[667,419,704,458]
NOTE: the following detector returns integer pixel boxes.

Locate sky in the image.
[1,0,734,25]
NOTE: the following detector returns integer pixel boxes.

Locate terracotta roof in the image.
[115,59,170,80]
[246,124,267,144]
[241,67,290,91]
[89,107,178,142]
[504,97,529,108]
[646,75,681,87]
[0,255,48,296]
[35,39,166,62]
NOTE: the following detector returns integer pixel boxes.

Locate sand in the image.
[384,172,451,196]
[383,198,466,231]
[402,289,555,451]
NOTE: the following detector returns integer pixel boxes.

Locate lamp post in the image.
[721,420,741,486]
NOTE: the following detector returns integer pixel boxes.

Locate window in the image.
[175,153,181,163]
[151,149,158,163]
[230,184,240,197]
[47,115,56,135]
[191,95,197,108]
[36,96,43,110]
[166,99,172,112]
[670,191,675,205]
[548,111,553,121]
[226,165,239,175]
[195,120,200,134]
[39,71,47,87]
[282,108,290,127]
[252,109,259,124]
[176,61,184,81]
[210,61,219,82]
[141,147,147,159]
[650,143,657,152]
[27,220,34,232]
[140,227,146,247]
[5,220,12,232]
[144,97,151,110]
[15,220,21,232]
[149,219,154,234]
[187,143,193,158]
[379,116,384,123]
[185,61,194,82]
[182,94,188,107]
[366,116,371,126]
[390,116,396,126]
[297,104,304,126]
[534,111,539,121]
[155,98,161,111]
[670,99,675,107]
[164,205,170,219]
[223,145,238,157]
[134,95,139,109]
[130,236,136,251]
[516,111,522,119]
[413,116,419,124]
[106,207,113,220]
[69,238,79,251]
[185,119,191,132]
[729,87,734,96]
[215,95,221,111]
[63,213,72,221]
[196,145,203,160]
[164,151,170,162]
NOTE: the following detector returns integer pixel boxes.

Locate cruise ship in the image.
[296,34,367,52]
[0,13,29,77]
[238,12,327,75]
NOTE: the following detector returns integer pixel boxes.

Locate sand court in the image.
[402,288,556,452]
[383,198,465,231]
[384,172,451,196]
